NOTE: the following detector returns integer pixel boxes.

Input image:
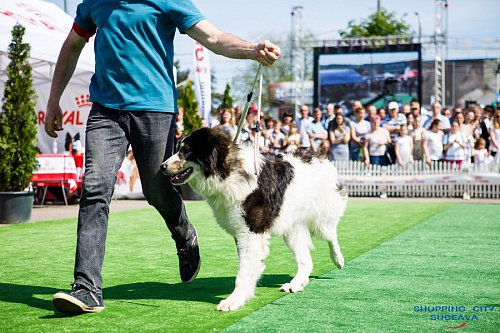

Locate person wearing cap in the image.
[384,101,407,163]
[45,0,281,315]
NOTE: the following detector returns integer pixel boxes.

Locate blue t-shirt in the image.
[74,0,204,112]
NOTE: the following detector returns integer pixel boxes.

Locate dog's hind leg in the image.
[280,226,313,293]
[317,219,344,269]
[216,231,270,311]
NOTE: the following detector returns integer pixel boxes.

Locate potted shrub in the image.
[0,24,38,224]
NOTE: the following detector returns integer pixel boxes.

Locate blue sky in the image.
[47,0,499,92]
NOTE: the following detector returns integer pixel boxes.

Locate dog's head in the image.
[161,127,236,185]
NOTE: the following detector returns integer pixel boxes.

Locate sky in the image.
[47,0,500,92]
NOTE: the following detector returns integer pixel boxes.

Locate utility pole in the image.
[291,6,304,117]
[377,0,381,13]
[434,0,448,106]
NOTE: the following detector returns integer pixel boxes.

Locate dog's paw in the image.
[334,254,345,269]
[216,294,246,311]
[279,279,308,293]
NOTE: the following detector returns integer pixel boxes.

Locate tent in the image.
[319,69,366,86]
[0,0,95,153]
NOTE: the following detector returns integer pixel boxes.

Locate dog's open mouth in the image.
[171,167,193,185]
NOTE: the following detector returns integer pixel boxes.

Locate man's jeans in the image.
[73,103,195,293]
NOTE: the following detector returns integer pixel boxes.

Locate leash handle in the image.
[234,63,263,144]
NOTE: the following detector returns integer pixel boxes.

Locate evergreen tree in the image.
[0,24,38,192]
[220,83,234,109]
[179,81,201,135]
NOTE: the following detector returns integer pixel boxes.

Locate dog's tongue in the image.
[171,168,192,184]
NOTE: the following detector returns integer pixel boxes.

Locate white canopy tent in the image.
[0,0,95,153]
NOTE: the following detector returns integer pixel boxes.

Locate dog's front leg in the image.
[217,231,269,311]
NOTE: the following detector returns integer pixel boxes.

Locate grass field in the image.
[0,200,497,332]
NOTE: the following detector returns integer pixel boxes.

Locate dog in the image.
[161,127,348,311]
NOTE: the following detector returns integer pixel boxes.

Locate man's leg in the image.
[53,104,129,313]
[129,111,199,283]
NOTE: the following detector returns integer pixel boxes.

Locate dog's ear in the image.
[74,132,80,140]
[205,146,218,176]
[64,133,72,152]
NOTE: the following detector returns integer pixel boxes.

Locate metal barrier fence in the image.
[334,160,500,199]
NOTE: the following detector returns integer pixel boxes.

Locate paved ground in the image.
[18,197,497,224]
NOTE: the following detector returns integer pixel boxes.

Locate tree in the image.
[339,8,412,38]
[0,24,38,192]
[178,81,201,134]
[220,83,234,109]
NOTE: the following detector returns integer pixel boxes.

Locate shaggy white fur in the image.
[163,137,347,311]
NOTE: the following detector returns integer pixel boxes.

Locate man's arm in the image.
[185,20,280,66]
[45,30,87,138]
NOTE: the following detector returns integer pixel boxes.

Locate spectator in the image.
[335,105,351,127]
[328,113,350,161]
[250,126,269,153]
[268,120,285,154]
[284,123,301,153]
[402,103,411,116]
[489,110,500,157]
[410,101,429,125]
[479,105,494,148]
[424,102,451,132]
[443,107,452,122]
[281,112,293,136]
[233,104,242,124]
[378,108,388,124]
[473,138,489,166]
[307,107,328,154]
[395,124,414,167]
[443,121,467,167]
[423,119,444,165]
[296,104,313,150]
[350,107,371,161]
[351,100,362,116]
[406,113,415,133]
[412,115,426,160]
[364,115,391,166]
[366,104,377,121]
[214,108,237,138]
[384,101,407,164]
[322,103,335,130]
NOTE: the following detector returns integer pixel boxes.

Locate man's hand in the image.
[45,100,64,138]
[254,40,281,66]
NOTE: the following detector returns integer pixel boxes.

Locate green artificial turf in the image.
[224,204,500,333]
[0,200,452,332]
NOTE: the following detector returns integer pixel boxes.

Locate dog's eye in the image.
[181,146,191,156]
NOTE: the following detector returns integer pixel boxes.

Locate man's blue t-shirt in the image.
[74,0,204,112]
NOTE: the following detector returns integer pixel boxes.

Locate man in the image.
[384,101,407,164]
[307,107,328,154]
[423,102,451,132]
[296,104,313,150]
[322,102,335,130]
[45,0,280,314]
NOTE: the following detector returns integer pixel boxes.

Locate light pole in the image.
[414,12,422,43]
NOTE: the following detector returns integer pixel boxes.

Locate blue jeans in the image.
[74,103,194,293]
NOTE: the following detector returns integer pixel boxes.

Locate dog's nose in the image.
[160,162,168,173]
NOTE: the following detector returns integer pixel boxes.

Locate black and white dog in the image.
[161,128,347,311]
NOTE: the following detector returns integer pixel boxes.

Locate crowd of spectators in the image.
[179,100,500,168]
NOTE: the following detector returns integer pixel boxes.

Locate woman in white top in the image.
[422,119,444,165]
[489,110,500,157]
[443,121,467,167]
[364,115,391,166]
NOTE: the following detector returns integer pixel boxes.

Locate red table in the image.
[32,154,80,205]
